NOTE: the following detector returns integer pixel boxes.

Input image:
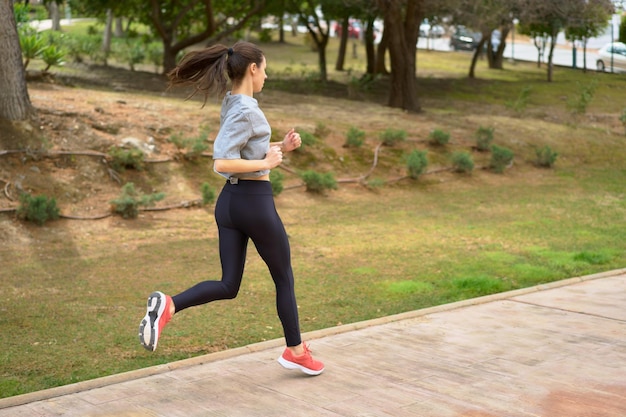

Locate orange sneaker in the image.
[138,291,173,351]
[277,343,324,376]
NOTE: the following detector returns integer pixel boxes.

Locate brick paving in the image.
[1,269,625,417]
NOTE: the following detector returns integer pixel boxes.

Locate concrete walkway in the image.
[2,269,625,416]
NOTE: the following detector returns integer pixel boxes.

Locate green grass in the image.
[2,31,626,398]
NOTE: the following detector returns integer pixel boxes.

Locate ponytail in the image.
[167,41,264,105]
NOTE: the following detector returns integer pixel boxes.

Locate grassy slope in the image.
[1,33,625,397]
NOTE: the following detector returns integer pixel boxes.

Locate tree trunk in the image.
[547,36,556,82]
[114,17,124,37]
[377,0,422,112]
[48,1,61,31]
[316,36,328,82]
[163,41,178,74]
[375,31,388,75]
[488,27,510,70]
[0,0,35,121]
[469,37,487,78]
[335,16,349,71]
[102,9,113,64]
[364,17,376,74]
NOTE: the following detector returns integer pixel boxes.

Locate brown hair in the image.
[167,41,264,105]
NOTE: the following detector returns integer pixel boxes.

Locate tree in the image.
[0,0,35,121]
[565,0,614,72]
[450,0,519,77]
[284,0,332,81]
[376,0,424,112]
[150,0,265,73]
[518,0,579,82]
[72,0,265,73]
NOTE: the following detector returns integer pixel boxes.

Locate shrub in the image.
[110,183,165,219]
[428,129,450,146]
[146,42,163,73]
[108,146,145,172]
[535,145,558,168]
[270,169,284,196]
[506,85,532,114]
[168,125,210,159]
[475,126,494,151]
[620,108,626,136]
[258,28,272,43]
[201,183,215,206]
[406,150,428,179]
[20,34,45,69]
[345,126,365,148]
[567,79,597,115]
[490,145,514,173]
[300,170,337,193]
[299,130,317,147]
[314,122,330,139]
[17,193,60,226]
[119,40,145,71]
[366,178,385,189]
[380,128,407,146]
[41,44,65,72]
[451,151,474,173]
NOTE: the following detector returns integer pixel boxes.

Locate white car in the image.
[596,42,626,73]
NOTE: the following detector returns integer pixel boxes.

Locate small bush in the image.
[620,108,626,136]
[345,126,365,148]
[380,128,407,146]
[475,126,494,151]
[258,28,272,43]
[201,183,215,206]
[406,150,428,179]
[451,151,474,173]
[270,170,284,196]
[535,145,558,168]
[108,147,145,172]
[17,193,60,226]
[300,170,337,193]
[110,183,165,219]
[146,42,163,73]
[366,178,385,189]
[20,34,45,69]
[168,124,212,158]
[118,40,145,71]
[567,79,597,115]
[314,122,331,138]
[490,145,514,173]
[41,44,65,72]
[506,85,532,114]
[428,129,450,146]
[299,130,317,147]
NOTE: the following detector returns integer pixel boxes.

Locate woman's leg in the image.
[172,187,249,312]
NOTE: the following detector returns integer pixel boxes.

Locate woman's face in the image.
[252,56,267,93]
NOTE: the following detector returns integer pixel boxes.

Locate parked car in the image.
[596,42,626,73]
[334,20,361,39]
[419,19,445,38]
[450,26,481,51]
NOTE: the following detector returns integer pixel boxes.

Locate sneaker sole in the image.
[277,356,324,376]
[138,291,166,351]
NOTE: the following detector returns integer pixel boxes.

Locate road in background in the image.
[417,36,603,72]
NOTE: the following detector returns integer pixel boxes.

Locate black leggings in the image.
[171,180,302,347]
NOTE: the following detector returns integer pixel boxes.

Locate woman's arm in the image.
[271,128,302,152]
[214,145,283,174]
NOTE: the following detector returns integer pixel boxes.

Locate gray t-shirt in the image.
[212,92,271,180]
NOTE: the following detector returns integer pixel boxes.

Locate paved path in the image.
[2,269,625,416]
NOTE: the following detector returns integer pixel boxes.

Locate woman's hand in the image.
[282,128,302,152]
[264,145,283,169]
